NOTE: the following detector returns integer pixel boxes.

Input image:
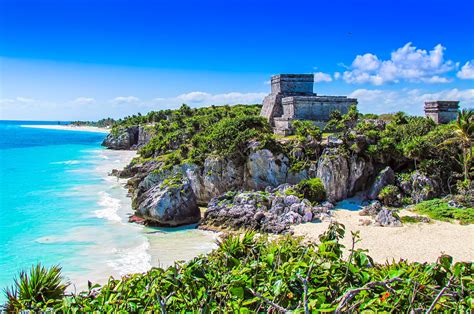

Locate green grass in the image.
[413,198,474,224]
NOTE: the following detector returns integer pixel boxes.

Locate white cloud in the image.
[342,43,456,85]
[350,88,474,115]
[457,60,474,79]
[72,97,96,105]
[0,97,35,104]
[313,72,333,82]
[110,96,140,104]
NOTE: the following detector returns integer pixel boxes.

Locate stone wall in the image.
[424,101,459,124]
[281,96,356,121]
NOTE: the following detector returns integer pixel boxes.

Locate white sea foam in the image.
[94,191,122,222]
[107,240,152,275]
[51,160,81,165]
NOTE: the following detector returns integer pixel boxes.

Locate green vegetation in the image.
[4,264,69,312]
[71,118,115,128]
[295,178,326,203]
[400,215,430,224]
[4,223,472,312]
[114,104,274,168]
[413,198,474,224]
[378,185,400,206]
[291,120,322,142]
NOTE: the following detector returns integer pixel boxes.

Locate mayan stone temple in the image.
[260,74,357,135]
[424,100,460,124]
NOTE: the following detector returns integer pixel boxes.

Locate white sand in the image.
[21,124,109,133]
[293,207,474,264]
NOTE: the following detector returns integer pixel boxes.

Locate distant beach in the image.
[21,124,110,133]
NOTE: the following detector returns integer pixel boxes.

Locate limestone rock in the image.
[368,167,395,200]
[399,171,439,203]
[359,201,382,216]
[316,148,350,202]
[102,126,139,150]
[244,148,306,190]
[200,184,328,234]
[374,208,401,227]
[136,179,200,226]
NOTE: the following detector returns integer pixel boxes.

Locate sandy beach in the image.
[21,124,110,133]
[293,203,474,264]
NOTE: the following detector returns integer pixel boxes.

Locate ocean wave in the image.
[94,191,122,222]
[50,160,81,165]
[107,241,152,275]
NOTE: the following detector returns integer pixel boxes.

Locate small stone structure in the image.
[424,101,459,124]
[260,74,357,135]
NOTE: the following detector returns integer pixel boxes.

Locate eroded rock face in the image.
[137,126,153,147]
[316,148,350,202]
[102,126,139,150]
[399,171,440,203]
[135,179,200,226]
[200,184,331,234]
[244,149,307,190]
[367,167,395,200]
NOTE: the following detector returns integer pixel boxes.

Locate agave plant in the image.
[3,263,69,311]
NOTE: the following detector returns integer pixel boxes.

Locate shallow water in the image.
[0,121,217,302]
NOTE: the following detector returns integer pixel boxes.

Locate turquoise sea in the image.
[0,121,216,302]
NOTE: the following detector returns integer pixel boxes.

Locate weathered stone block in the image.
[424,101,459,124]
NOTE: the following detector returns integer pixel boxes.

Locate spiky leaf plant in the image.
[4,263,69,311]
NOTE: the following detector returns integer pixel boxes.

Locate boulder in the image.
[359,200,382,216]
[135,179,200,226]
[399,171,439,203]
[200,184,324,234]
[367,167,395,200]
[102,126,139,150]
[374,208,401,227]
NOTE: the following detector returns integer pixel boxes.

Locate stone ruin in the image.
[424,100,459,124]
[260,74,357,135]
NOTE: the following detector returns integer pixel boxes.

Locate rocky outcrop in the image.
[244,148,307,190]
[315,148,374,202]
[102,126,139,150]
[102,126,152,150]
[399,171,439,203]
[200,184,331,234]
[375,208,401,227]
[367,167,395,200]
[137,126,153,147]
[135,178,200,226]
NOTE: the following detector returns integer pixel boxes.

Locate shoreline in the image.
[21,124,110,133]
[293,206,474,264]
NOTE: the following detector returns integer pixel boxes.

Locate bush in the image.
[414,198,474,224]
[296,178,326,203]
[4,264,69,312]
[291,120,322,142]
[4,223,471,312]
[378,185,400,206]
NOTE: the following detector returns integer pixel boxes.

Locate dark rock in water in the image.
[374,208,401,227]
[359,200,382,216]
[367,166,395,200]
[136,179,200,226]
[200,184,331,234]
[102,126,139,150]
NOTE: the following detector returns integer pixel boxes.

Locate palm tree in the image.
[447,109,473,181]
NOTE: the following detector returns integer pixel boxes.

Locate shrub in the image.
[291,120,322,141]
[378,185,400,206]
[295,178,326,203]
[4,264,69,312]
[414,198,474,224]
[3,223,472,312]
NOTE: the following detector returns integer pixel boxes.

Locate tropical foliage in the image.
[3,264,69,312]
[3,223,472,312]
[413,198,474,225]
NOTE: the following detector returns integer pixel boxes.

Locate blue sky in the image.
[0,0,473,120]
